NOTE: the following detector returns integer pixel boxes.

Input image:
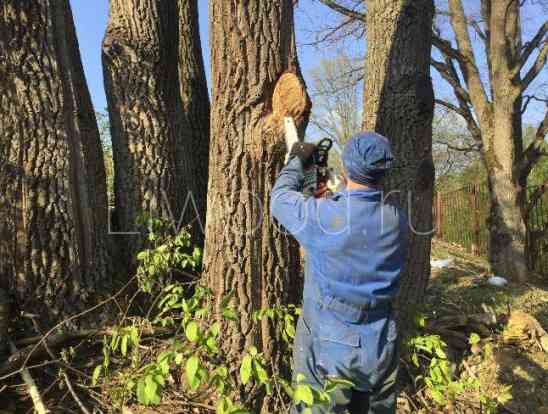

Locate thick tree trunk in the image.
[362,0,435,310]
[175,0,210,246]
[103,0,180,248]
[204,1,308,410]
[103,0,210,256]
[483,1,528,281]
[0,0,110,328]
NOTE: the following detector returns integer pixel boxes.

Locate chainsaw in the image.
[284,117,341,198]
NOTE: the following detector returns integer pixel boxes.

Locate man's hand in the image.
[289,142,317,169]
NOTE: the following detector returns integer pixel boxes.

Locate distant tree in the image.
[0,0,110,328]
[96,111,114,202]
[308,51,363,171]
[318,0,548,281]
[432,109,481,180]
[431,0,547,281]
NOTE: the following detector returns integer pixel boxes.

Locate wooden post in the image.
[469,184,481,256]
[436,192,443,239]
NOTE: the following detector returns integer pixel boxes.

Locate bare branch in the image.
[520,21,548,68]
[520,109,548,178]
[431,59,472,103]
[436,138,481,152]
[316,0,366,22]
[521,38,548,91]
[527,179,548,214]
[434,98,482,141]
[432,34,466,63]
[522,94,548,114]
[447,0,491,118]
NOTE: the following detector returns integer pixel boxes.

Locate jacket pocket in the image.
[316,309,361,380]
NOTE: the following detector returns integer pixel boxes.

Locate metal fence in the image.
[433,182,548,276]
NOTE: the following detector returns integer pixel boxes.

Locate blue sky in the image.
[70,0,546,128]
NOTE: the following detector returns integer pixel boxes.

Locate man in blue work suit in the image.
[270,132,408,413]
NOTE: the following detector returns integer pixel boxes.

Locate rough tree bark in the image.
[204,1,309,411]
[102,0,209,253]
[0,0,110,328]
[175,0,210,246]
[362,0,435,310]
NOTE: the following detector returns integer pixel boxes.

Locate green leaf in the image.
[294,384,314,406]
[325,377,355,390]
[206,336,219,353]
[136,379,146,404]
[91,365,102,386]
[469,332,481,345]
[240,355,253,385]
[253,360,269,384]
[222,307,238,321]
[185,321,200,342]
[120,335,128,356]
[216,366,228,378]
[285,315,296,338]
[174,353,183,365]
[435,347,447,359]
[144,375,161,405]
[186,356,200,389]
[210,322,221,337]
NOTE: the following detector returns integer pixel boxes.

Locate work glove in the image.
[289,142,317,169]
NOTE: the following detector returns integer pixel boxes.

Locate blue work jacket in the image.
[271,158,409,394]
[271,157,409,311]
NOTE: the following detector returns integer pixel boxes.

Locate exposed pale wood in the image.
[8,340,49,414]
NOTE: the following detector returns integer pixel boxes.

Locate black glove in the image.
[289,142,317,169]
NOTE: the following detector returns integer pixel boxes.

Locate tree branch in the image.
[316,0,366,21]
[521,94,548,114]
[520,109,548,178]
[434,98,481,140]
[431,59,472,103]
[527,179,548,214]
[447,0,491,119]
[521,38,548,92]
[432,34,466,63]
[520,21,548,68]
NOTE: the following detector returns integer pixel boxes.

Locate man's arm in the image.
[270,157,317,248]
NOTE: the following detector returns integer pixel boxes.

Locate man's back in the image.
[270,132,408,413]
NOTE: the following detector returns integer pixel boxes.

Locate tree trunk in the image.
[204,1,309,410]
[102,0,179,241]
[362,0,435,311]
[103,0,210,256]
[483,0,528,281]
[175,0,210,246]
[0,0,110,328]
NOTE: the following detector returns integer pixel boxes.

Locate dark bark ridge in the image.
[0,0,110,327]
[204,1,309,410]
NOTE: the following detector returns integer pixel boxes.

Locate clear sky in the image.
[70,0,546,128]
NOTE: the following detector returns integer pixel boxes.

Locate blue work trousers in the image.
[291,296,399,414]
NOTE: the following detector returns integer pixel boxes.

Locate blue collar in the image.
[334,188,383,199]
